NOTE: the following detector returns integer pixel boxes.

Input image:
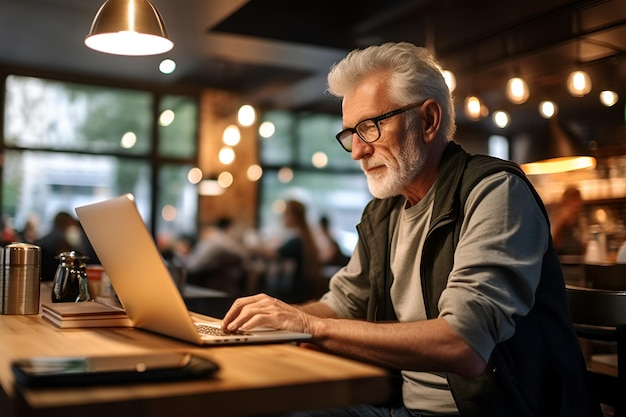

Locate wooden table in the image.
[0,305,390,417]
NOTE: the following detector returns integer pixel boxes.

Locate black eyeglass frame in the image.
[335,101,425,152]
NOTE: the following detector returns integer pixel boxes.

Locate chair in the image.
[186,253,248,297]
[566,285,626,416]
[584,263,626,290]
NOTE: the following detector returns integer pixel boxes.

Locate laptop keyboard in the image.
[195,323,250,337]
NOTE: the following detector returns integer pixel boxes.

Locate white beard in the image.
[361,131,425,199]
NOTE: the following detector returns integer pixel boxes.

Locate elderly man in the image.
[223,42,599,417]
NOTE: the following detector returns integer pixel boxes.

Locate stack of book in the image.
[42,301,132,329]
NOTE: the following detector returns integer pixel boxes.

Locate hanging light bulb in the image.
[538,101,559,119]
[237,105,256,127]
[567,70,592,97]
[599,90,619,107]
[493,111,510,129]
[222,124,241,146]
[159,59,176,74]
[465,96,482,120]
[259,121,276,138]
[218,147,235,165]
[247,164,263,181]
[505,77,530,104]
[217,171,234,188]
[187,167,203,184]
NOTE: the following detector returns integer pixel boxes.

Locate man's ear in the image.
[420,99,442,143]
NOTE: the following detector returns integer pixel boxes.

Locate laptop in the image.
[75,193,312,345]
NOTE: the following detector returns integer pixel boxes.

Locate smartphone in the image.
[11,352,219,387]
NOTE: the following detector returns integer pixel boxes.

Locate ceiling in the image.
[0,0,625,150]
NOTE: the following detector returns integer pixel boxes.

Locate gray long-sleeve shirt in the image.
[321,171,548,414]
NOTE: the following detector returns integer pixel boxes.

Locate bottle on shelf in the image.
[584,226,607,264]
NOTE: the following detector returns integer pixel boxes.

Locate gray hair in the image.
[327,42,456,140]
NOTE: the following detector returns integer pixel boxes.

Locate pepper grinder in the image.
[51,250,90,302]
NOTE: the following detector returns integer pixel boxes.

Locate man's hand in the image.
[221,293,314,334]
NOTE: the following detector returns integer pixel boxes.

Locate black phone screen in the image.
[12,352,219,387]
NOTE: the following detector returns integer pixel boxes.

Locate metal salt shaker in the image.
[1,242,42,315]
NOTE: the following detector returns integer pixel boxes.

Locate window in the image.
[488,135,510,159]
[258,110,369,255]
[5,76,152,154]
[158,95,198,158]
[258,170,368,254]
[2,150,152,232]
[2,75,198,246]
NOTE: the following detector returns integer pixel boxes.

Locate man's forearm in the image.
[298,300,337,318]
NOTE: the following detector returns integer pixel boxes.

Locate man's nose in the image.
[350,135,373,160]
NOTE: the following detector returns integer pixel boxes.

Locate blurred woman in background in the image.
[259,200,323,303]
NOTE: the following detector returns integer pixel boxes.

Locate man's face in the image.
[342,74,426,199]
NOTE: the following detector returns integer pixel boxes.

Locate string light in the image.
[538,101,559,119]
[505,77,529,104]
[493,111,510,128]
[238,105,256,126]
[599,90,619,107]
[567,70,592,97]
[465,96,482,120]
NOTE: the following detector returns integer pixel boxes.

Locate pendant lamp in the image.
[520,118,596,175]
[85,0,173,56]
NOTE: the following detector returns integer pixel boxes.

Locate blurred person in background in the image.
[185,217,249,296]
[19,214,40,243]
[316,215,350,267]
[1,215,21,245]
[256,200,323,303]
[551,186,587,257]
[35,211,83,281]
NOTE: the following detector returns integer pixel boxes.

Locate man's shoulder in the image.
[461,154,526,195]
[465,153,524,175]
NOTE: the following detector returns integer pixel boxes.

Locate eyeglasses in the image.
[335,102,425,152]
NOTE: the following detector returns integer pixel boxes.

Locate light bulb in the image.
[539,101,559,119]
[493,111,510,128]
[599,90,619,107]
[159,59,176,74]
[465,96,482,120]
[506,77,529,104]
[247,164,263,181]
[218,147,235,165]
[222,124,241,146]
[159,109,174,126]
[567,70,592,97]
[238,105,256,126]
[259,121,276,138]
[538,101,558,119]
[187,167,203,184]
[217,171,233,188]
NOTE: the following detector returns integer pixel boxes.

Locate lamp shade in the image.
[85,0,173,56]
[521,118,596,175]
